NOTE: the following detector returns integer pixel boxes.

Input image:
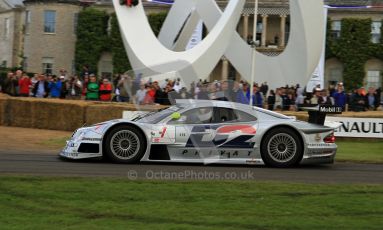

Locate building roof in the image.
[1,0,24,9]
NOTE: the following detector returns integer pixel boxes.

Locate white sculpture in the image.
[113,0,325,90]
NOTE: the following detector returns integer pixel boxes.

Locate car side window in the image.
[213,107,237,123]
[234,110,257,122]
[213,108,257,123]
[168,107,214,124]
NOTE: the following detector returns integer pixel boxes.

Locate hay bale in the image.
[29,98,87,131]
[340,111,383,118]
[1,97,88,131]
[85,103,136,125]
[4,97,33,128]
[281,111,309,122]
[0,94,10,125]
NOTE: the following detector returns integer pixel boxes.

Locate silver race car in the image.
[60,100,340,167]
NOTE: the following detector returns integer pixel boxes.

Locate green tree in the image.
[110,13,131,74]
[75,8,109,75]
[326,18,383,90]
[147,12,168,36]
[110,12,168,74]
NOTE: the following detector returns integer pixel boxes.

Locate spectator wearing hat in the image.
[310,88,322,105]
[236,82,250,104]
[86,74,99,101]
[59,75,68,99]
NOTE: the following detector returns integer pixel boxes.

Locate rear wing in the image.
[300,105,343,126]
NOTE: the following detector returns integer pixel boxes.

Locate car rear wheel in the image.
[261,127,303,167]
[104,125,146,163]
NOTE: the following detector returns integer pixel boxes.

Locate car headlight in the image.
[72,130,85,142]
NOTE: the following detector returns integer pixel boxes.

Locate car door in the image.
[210,107,259,160]
[167,107,217,159]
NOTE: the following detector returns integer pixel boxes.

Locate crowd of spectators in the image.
[0,69,382,112]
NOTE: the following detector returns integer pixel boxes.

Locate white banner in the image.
[326,117,383,138]
[306,7,328,92]
[186,20,203,50]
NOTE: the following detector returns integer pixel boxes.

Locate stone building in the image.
[22,0,81,76]
[325,0,383,89]
[0,0,24,68]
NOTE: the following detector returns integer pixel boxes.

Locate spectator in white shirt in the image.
[135,84,147,105]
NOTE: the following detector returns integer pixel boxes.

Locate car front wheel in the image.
[104,125,146,163]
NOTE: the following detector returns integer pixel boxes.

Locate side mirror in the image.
[171,112,181,120]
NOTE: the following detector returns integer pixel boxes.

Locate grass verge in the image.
[39,136,70,149]
[336,140,383,163]
[0,176,382,229]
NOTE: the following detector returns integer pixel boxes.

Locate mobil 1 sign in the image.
[326,117,383,138]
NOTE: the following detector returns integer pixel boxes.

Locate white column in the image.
[221,57,229,81]
[279,15,287,48]
[243,14,249,39]
[261,14,268,47]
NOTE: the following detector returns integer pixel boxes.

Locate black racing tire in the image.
[104,125,147,163]
[261,127,303,168]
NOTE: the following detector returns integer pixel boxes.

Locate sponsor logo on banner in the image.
[186,20,203,50]
[319,105,342,113]
[326,117,383,138]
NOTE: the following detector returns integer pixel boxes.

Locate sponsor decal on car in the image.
[217,125,256,134]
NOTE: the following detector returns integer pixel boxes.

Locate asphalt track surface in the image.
[0,150,382,184]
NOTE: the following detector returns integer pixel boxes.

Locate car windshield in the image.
[136,105,183,124]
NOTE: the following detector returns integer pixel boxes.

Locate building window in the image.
[25,10,31,33]
[366,71,381,89]
[44,10,56,33]
[1,60,7,68]
[4,18,10,39]
[331,20,341,39]
[371,21,381,44]
[328,67,343,86]
[42,57,54,74]
[73,13,78,34]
